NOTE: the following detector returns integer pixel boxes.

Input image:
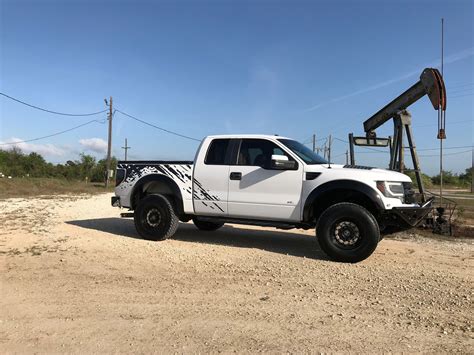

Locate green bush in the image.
[0,147,116,182]
[431,170,469,187]
[405,171,433,189]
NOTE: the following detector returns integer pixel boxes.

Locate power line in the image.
[419,149,472,157]
[353,149,472,157]
[448,82,474,89]
[450,93,474,99]
[115,109,201,142]
[449,87,474,94]
[413,119,473,128]
[417,145,473,152]
[0,119,105,146]
[0,92,108,117]
[333,136,472,153]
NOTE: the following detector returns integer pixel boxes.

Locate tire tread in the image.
[316,202,380,263]
[134,194,179,241]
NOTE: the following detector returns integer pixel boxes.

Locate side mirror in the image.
[271,154,296,170]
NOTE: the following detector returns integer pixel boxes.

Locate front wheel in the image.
[134,194,179,241]
[316,202,380,263]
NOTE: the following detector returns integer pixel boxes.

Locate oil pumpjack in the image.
[348,68,453,234]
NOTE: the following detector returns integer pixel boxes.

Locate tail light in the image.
[115,168,126,186]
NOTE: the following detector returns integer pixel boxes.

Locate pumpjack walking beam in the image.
[362,68,447,201]
[364,68,446,134]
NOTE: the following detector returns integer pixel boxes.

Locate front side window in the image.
[278,139,327,164]
[205,139,231,165]
[237,139,293,167]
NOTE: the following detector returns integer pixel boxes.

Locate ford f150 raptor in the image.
[112,134,432,262]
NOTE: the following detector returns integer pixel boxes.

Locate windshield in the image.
[278,139,328,165]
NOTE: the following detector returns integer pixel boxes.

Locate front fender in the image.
[302,180,384,222]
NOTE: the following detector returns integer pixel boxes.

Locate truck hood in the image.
[307,164,412,183]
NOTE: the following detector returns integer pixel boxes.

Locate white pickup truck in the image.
[112,134,432,262]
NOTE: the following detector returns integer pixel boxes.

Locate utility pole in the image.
[121,138,131,161]
[312,134,316,152]
[105,96,113,188]
[345,150,349,165]
[439,18,445,203]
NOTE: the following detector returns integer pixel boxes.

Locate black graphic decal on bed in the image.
[116,163,222,207]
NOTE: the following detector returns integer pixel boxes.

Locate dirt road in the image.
[1,194,473,353]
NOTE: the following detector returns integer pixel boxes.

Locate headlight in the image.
[376,181,405,202]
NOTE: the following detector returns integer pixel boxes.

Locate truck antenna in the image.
[327,134,332,168]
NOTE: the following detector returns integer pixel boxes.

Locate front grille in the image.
[403,182,415,204]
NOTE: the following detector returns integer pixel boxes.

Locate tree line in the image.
[0,147,117,182]
[0,147,471,187]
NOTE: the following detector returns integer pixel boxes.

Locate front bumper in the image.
[381,198,433,228]
[111,196,121,207]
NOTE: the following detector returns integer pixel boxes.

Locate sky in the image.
[0,0,473,175]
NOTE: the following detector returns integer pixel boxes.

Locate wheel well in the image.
[309,189,379,224]
[131,175,184,215]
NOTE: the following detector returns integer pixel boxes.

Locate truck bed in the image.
[115,160,194,208]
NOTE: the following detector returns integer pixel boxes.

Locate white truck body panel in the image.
[228,164,304,221]
[192,143,229,215]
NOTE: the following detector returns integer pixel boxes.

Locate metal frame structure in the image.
[349,67,447,203]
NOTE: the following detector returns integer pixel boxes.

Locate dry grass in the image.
[0,178,113,199]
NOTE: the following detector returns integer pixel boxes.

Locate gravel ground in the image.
[1,193,473,353]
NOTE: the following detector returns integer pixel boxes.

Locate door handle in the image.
[230,172,242,180]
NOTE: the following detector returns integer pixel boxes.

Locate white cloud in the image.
[79,138,107,154]
[0,138,66,156]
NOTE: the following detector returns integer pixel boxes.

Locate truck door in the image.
[227,138,303,221]
[192,138,233,215]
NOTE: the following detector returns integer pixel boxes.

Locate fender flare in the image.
[302,180,384,222]
[130,174,184,214]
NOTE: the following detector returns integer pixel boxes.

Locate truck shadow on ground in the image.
[66,218,327,260]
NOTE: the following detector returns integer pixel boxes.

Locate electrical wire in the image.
[450,93,474,99]
[333,136,472,153]
[115,109,201,142]
[449,88,474,94]
[417,145,473,151]
[353,149,472,157]
[447,82,474,89]
[0,119,105,146]
[413,119,473,128]
[0,92,108,117]
[419,149,472,157]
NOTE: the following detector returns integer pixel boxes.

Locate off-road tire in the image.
[316,202,380,263]
[192,218,224,231]
[134,194,179,241]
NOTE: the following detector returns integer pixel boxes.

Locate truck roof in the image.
[205,134,293,140]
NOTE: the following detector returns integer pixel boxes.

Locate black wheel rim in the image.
[141,206,165,233]
[330,219,362,250]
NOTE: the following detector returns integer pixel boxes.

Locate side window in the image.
[237,139,292,167]
[205,139,231,165]
[273,147,285,156]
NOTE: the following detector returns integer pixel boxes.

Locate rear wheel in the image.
[134,194,179,241]
[316,202,380,263]
[192,218,224,231]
